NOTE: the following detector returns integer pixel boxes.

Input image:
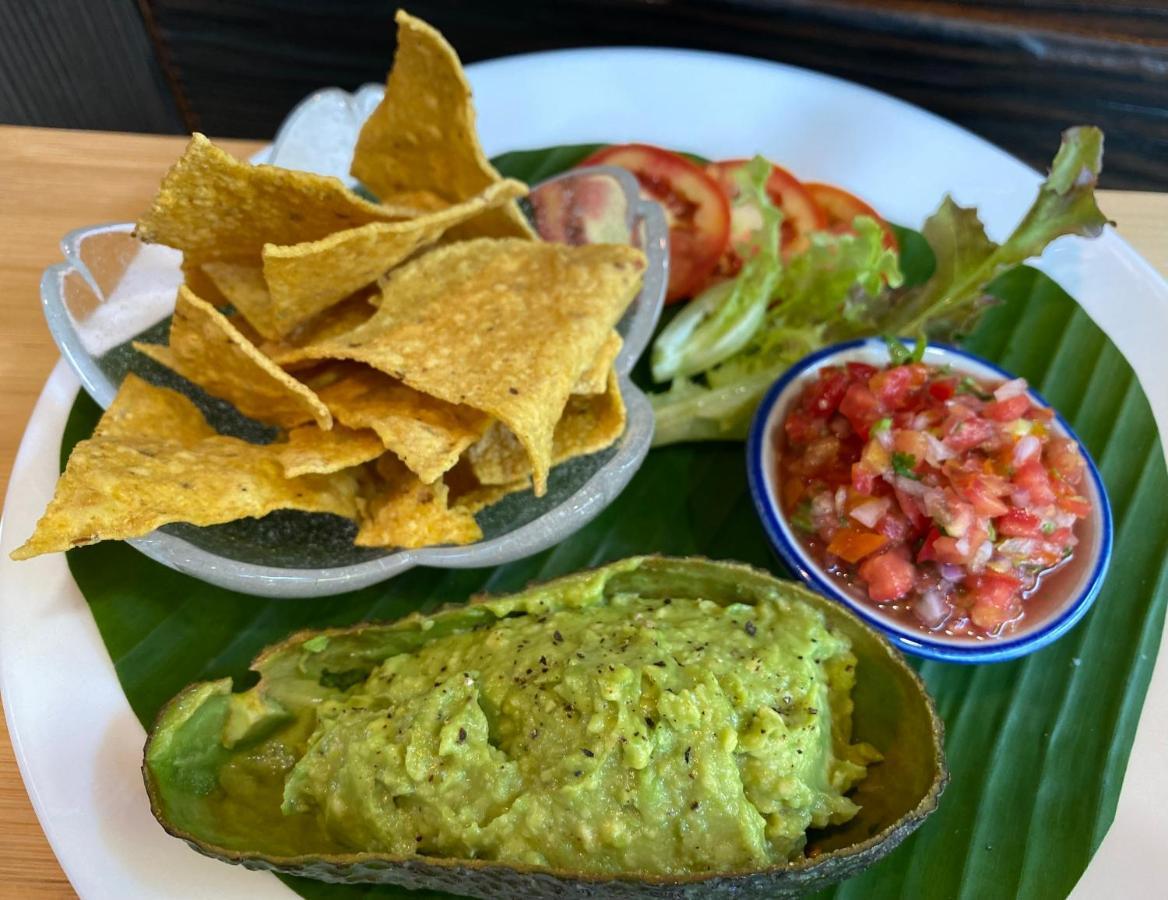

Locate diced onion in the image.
[940,564,965,582]
[1012,434,1041,467]
[994,377,1029,401]
[924,432,955,465]
[850,497,891,529]
[914,589,950,629]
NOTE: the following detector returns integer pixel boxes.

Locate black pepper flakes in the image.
[553,630,564,644]
[653,660,666,668]
[574,770,582,777]
[691,801,700,810]
[582,748,594,758]
[457,727,467,743]
[645,716,655,729]
[744,620,757,637]
[684,746,692,765]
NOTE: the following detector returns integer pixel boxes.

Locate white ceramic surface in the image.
[2,47,1166,899]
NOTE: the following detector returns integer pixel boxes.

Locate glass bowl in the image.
[746,337,1112,663]
[39,107,667,598]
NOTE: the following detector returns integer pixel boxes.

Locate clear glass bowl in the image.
[39,88,668,598]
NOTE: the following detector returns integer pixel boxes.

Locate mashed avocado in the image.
[278,587,878,876]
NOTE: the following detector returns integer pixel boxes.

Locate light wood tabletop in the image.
[0,125,1164,898]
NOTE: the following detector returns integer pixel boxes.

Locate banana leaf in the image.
[60,145,1167,900]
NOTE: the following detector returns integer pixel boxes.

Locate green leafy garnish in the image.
[649,127,1109,445]
[892,452,920,479]
[885,335,926,365]
[872,417,893,434]
[957,376,993,401]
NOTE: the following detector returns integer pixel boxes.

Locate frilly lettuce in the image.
[650,126,1109,446]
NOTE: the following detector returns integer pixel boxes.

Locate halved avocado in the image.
[144,556,946,898]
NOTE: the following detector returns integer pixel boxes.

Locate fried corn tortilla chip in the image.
[262,179,528,336]
[135,133,417,261]
[310,363,489,484]
[11,376,358,560]
[134,285,332,430]
[467,371,626,486]
[573,330,622,395]
[260,293,380,368]
[351,11,533,240]
[444,458,531,515]
[355,454,481,549]
[275,425,386,478]
[285,239,644,495]
[200,261,280,340]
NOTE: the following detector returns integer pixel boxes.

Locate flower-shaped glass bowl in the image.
[40,140,667,598]
[747,338,1112,663]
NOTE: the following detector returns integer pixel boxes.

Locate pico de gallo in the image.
[777,354,1093,637]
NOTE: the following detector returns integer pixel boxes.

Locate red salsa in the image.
[777,358,1092,637]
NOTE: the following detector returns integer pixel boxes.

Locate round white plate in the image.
[2,47,1166,900]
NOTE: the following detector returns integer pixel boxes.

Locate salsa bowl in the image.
[746,338,1112,663]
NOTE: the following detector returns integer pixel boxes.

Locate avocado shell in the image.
[144,555,947,898]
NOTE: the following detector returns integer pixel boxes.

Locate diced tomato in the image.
[916,526,942,563]
[802,366,849,416]
[966,573,1022,631]
[839,383,883,439]
[1057,494,1092,518]
[580,144,730,303]
[943,416,996,453]
[984,395,1031,422]
[784,410,824,445]
[1046,437,1086,486]
[895,488,929,531]
[845,362,878,381]
[858,551,916,602]
[893,429,930,461]
[928,378,957,402]
[997,508,1042,537]
[869,364,927,408]
[1013,459,1056,505]
[951,472,1010,518]
[931,536,969,566]
[804,182,899,252]
[827,528,889,564]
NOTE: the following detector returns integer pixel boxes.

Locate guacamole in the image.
[278,586,878,875]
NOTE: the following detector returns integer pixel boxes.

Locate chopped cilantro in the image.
[891,452,920,479]
[1041,521,1056,535]
[872,417,892,434]
[791,500,815,534]
[884,336,926,366]
[986,520,998,542]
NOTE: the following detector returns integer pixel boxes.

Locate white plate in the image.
[2,47,1166,899]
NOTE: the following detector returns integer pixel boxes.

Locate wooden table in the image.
[0,125,1164,898]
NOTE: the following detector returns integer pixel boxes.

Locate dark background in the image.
[2,0,1165,189]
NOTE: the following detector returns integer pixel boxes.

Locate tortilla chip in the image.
[355,454,481,549]
[275,425,385,478]
[11,376,358,560]
[445,458,530,515]
[181,257,228,307]
[260,292,380,368]
[285,239,644,495]
[95,371,215,443]
[351,11,533,240]
[200,261,280,340]
[467,370,626,485]
[262,179,528,336]
[134,285,332,430]
[310,363,489,484]
[135,133,417,261]
[573,330,622,395]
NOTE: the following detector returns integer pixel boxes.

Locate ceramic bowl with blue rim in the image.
[746,337,1112,664]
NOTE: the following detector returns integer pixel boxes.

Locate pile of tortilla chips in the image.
[12,10,645,562]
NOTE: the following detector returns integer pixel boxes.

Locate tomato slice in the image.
[804,182,898,252]
[705,159,825,274]
[579,144,730,303]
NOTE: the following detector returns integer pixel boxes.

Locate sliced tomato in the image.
[579,144,729,303]
[705,159,826,273]
[805,182,898,252]
[839,383,883,439]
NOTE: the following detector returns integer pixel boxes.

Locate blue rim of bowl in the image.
[746,337,1114,664]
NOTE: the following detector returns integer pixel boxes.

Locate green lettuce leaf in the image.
[651,156,782,382]
[877,126,1110,339]
[650,126,1110,446]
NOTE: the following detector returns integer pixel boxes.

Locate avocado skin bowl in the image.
[143,556,947,898]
